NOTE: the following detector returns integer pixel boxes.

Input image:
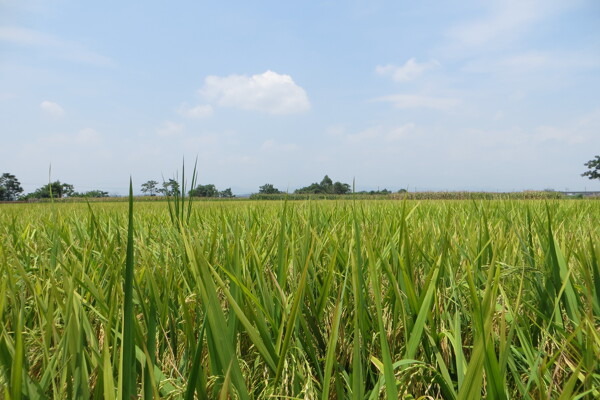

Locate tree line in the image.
[0,173,109,201]
[136,174,390,198]
[139,180,234,198]
[257,175,394,195]
[2,158,598,201]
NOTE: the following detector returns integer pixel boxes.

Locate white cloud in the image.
[376,58,439,82]
[76,128,100,145]
[0,26,61,47]
[533,126,585,145]
[386,123,417,141]
[200,70,310,114]
[453,118,594,150]
[40,100,65,117]
[157,121,184,137]
[532,109,600,148]
[463,51,600,74]
[177,103,214,118]
[375,94,459,110]
[446,0,572,48]
[0,26,114,66]
[346,126,381,143]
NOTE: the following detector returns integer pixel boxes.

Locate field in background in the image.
[10,190,578,203]
[1,199,599,398]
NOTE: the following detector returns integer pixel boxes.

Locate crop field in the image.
[0,198,599,399]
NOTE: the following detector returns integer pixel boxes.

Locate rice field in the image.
[0,197,599,399]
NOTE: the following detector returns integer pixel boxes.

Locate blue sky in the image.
[1,0,599,195]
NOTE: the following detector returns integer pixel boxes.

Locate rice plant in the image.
[0,198,598,398]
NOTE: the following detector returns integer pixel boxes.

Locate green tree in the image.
[320,175,333,193]
[140,180,159,196]
[25,181,75,199]
[189,184,218,197]
[582,155,600,180]
[332,181,351,194]
[159,179,180,196]
[0,173,24,201]
[296,175,350,195]
[73,190,109,198]
[61,183,75,197]
[295,182,323,194]
[259,183,281,194]
[219,188,234,198]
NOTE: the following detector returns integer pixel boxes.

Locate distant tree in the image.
[61,183,75,197]
[219,188,234,198]
[320,175,333,193]
[73,190,109,198]
[258,183,281,194]
[25,181,75,199]
[582,155,600,181]
[159,179,180,196]
[295,182,323,194]
[0,173,24,201]
[296,175,350,194]
[364,188,390,195]
[332,181,351,194]
[140,180,159,196]
[397,189,408,193]
[189,184,218,197]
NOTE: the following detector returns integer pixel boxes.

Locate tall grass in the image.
[0,199,598,398]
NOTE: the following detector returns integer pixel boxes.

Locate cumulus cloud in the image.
[40,101,65,117]
[375,94,459,110]
[200,70,310,114]
[376,58,439,82]
[177,103,214,118]
[157,121,184,137]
